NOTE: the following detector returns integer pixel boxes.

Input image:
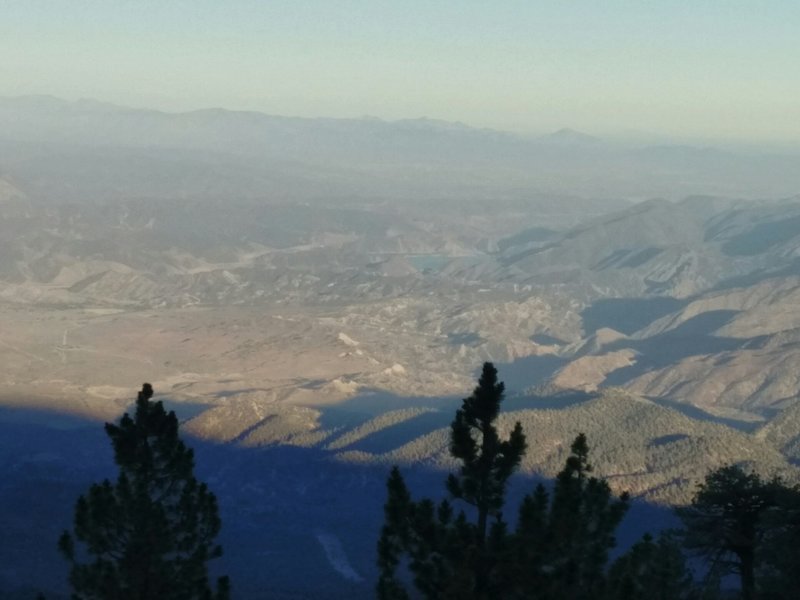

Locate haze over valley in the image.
[2,96,800,598]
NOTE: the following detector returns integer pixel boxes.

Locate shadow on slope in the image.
[721,214,800,256]
[581,296,688,336]
[495,354,570,393]
[341,410,454,454]
[0,400,677,600]
[0,404,382,599]
[709,257,800,293]
[318,391,462,430]
[505,390,596,411]
[319,388,594,456]
[602,312,761,386]
[645,396,763,433]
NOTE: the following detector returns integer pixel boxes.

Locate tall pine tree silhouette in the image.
[446,362,527,546]
[59,384,229,600]
[677,465,780,600]
[605,532,696,600]
[512,433,629,600]
[377,362,526,599]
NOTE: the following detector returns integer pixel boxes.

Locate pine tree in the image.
[550,434,630,599]
[677,465,778,600]
[512,434,629,600]
[507,482,550,595]
[748,477,800,599]
[606,532,698,600]
[376,366,637,599]
[59,384,229,600]
[377,362,526,599]
[376,467,413,600]
[446,362,527,545]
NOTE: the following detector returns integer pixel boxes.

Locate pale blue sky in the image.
[2,1,799,141]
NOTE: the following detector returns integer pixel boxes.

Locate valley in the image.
[1,97,799,597]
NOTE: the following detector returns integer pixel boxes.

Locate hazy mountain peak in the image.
[393,116,476,132]
[544,127,600,144]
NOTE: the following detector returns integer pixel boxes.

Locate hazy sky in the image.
[2,1,799,142]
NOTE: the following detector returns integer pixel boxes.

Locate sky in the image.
[2,1,799,143]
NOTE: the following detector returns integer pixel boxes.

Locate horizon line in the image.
[2,91,800,152]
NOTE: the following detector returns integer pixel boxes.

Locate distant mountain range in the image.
[2,95,800,200]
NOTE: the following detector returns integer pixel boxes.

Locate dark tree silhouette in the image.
[446,362,527,549]
[59,384,229,600]
[377,362,526,599]
[511,433,629,600]
[677,465,779,600]
[760,481,800,598]
[605,532,696,600]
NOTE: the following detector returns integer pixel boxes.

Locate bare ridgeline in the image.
[1,97,800,598]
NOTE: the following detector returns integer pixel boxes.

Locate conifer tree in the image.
[759,481,800,599]
[548,434,629,598]
[506,482,550,595]
[59,384,229,600]
[446,362,527,548]
[677,465,779,600]
[376,467,413,600]
[605,532,697,600]
[376,366,638,599]
[377,362,526,599]
[512,434,629,600]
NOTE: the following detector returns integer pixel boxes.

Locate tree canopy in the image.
[677,464,800,600]
[376,363,632,600]
[59,384,229,600]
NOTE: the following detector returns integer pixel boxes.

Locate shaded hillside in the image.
[757,402,800,461]
[479,200,800,424]
[173,387,800,507]
[0,399,685,599]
